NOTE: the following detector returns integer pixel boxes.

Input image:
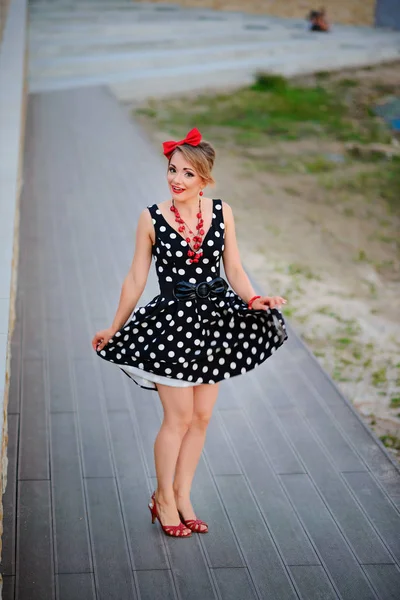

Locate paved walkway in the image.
[1,86,400,600]
[28,1,400,101]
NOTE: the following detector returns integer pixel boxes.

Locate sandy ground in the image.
[133,0,376,26]
[133,63,400,460]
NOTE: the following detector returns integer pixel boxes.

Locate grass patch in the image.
[380,434,400,451]
[136,71,393,144]
[390,397,400,408]
[320,158,400,212]
[372,367,387,386]
[287,263,320,280]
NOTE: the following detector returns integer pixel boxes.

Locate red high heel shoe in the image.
[178,510,209,534]
[148,493,192,538]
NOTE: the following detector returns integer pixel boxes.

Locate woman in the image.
[92,128,287,538]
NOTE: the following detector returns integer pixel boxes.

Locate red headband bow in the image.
[162,128,202,159]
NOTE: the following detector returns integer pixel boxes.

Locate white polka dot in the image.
[213,368,219,376]
[240,322,246,329]
[215,203,222,210]
[168,350,175,357]
[202,366,209,372]
[215,231,220,237]
[246,357,252,365]
[201,304,207,311]
[220,223,225,229]
[207,240,214,246]
[166,276,172,282]
[230,362,237,369]
[186,301,192,307]
[196,377,203,383]
[165,368,172,374]
[115,331,121,337]
[219,357,225,365]
[178,310,184,317]
[170,232,177,239]
[186,331,192,338]
[178,269,185,275]
[181,240,187,247]
[203,258,209,264]
[167,334,174,341]
[160,225,166,232]
[159,344,165,350]
[224,372,230,378]
[177,341,184,348]
[192,364,198,370]
[189,278,196,283]
[176,250,183,257]
[195,267,202,274]
[177,373,184,379]
[138,336,144,343]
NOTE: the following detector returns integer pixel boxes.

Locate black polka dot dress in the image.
[96,199,288,390]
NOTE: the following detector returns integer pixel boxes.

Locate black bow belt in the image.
[173,277,228,301]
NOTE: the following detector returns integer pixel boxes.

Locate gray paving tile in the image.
[220,409,319,566]
[1,414,19,576]
[342,471,400,564]
[8,303,22,414]
[216,379,242,410]
[211,568,258,600]
[50,412,92,574]
[130,389,162,478]
[22,287,44,360]
[136,570,176,600]
[17,481,55,600]
[19,359,49,481]
[163,534,218,600]
[1,576,15,600]
[73,359,114,478]
[216,475,298,600]
[101,362,130,412]
[278,369,367,472]
[85,478,138,600]
[294,354,400,507]
[362,564,400,600]
[193,459,245,568]
[108,410,169,570]
[47,319,74,413]
[276,407,393,564]
[280,473,377,600]
[204,412,242,475]
[289,565,339,600]
[57,573,96,600]
[229,373,304,474]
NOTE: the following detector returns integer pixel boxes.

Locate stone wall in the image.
[137,0,376,26]
[0,0,28,573]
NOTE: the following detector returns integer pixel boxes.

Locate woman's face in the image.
[167,151,204,200]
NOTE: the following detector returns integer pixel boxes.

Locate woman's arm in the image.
[221,202,260,304]
[221,202,286,310]
[110,208,154,332]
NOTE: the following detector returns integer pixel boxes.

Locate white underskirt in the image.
[119,364,199,390]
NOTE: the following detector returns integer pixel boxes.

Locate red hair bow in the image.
[162,128,202,159]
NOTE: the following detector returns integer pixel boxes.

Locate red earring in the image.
[199,190,203,196]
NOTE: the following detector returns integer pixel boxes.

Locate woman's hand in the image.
[92,327,116,352]
[251,296,287,311]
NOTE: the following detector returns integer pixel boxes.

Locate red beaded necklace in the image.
[170,195,204,264]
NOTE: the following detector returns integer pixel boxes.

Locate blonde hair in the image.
[169,141,216,186]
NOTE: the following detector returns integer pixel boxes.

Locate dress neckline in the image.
[155,199,216,250]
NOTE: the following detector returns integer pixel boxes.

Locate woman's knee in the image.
[191,410,213,430]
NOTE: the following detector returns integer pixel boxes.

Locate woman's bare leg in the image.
[173,382,219,528]
[153,383,193,530]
